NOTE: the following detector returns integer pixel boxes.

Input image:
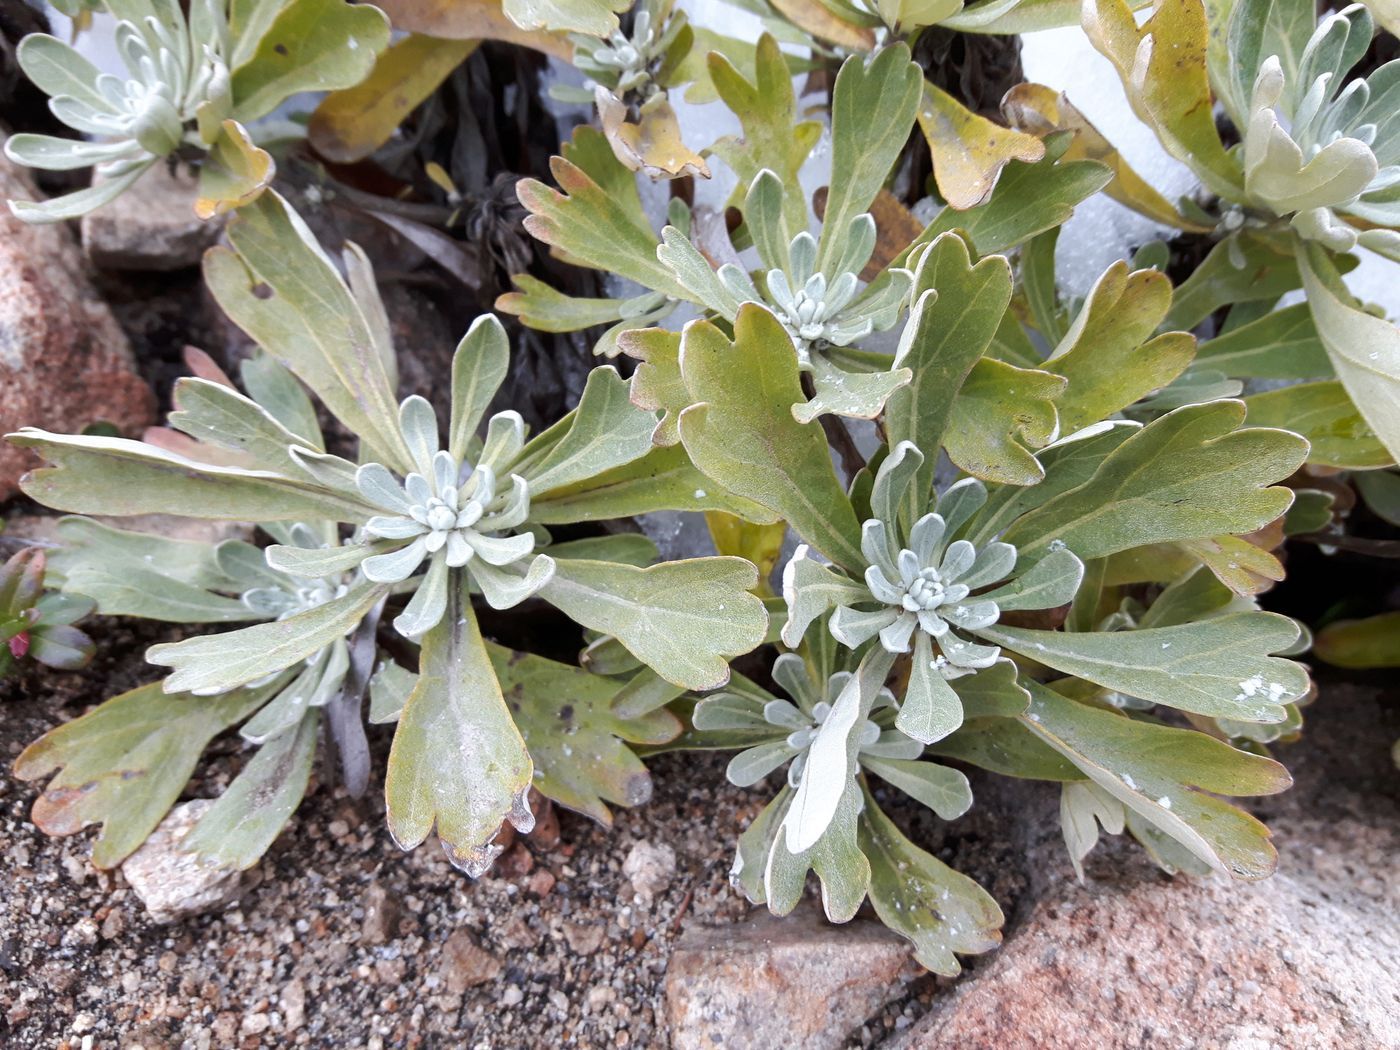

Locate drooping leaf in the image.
[384,581,534,876]
[179,710,320,870]
[919,80,1044,210]
[1020,683,1291,878]
[1299,245,1400,465]
[859,788,1003,975]
[539,556,767,690]
[13,681,274,868]
[1315,611,1400,669]
[194,120,274,220]
[596,89,709,180]
[1002,400,1308,557]
[490,644,680,823]
[678,308,864,569]
[981,611,1309,722]
[308,35,478,163]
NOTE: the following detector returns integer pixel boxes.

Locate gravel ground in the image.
[0,616,981,1050]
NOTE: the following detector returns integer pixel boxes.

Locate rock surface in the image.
[80,163,221,271]
[120,800,252,923]
[665,905,914,1050]
[887,679,1400,1050]
[0,148,155,499]
[622,839,677,905]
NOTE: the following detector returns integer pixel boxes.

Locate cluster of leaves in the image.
[0,543,94,678]
[3,0,1398,976]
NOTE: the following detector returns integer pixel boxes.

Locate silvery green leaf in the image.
[539,556,766,690]
[657,226,745,318]
[168,377,314,473]
[744,169,791,274]
[239,353,324,447]
[9,430,378,524]
[1001,401,1308,559]
[205,191,414,474]
[3,133,144,171]
[521,366,657,494]
[448,315,511,463]
[678,308,863,570]
[610,667,686,720]
[384,581,533,877]
[393,552,450,638]
[766,777,870,922]
[7,162,151,223]
[398,395,439,478]
[48,517,241,592]
[1223,0,1317,126]
[12,679,276,868]
[780,544,870,648]
[887,234,1013,525]
[240,642,346,743]
[732,786,790,904]
[727,741,800,786]
[1060,780,1126,880]
[897,631,964,743]
[947,657,1030,718]
[864,756,971,820]
[1193,302,1332,379]
[792,356,912,424]
[471,553,556,610]
[179,709,320,871]
[980,612,1309,723]
[980,547,1084,611]
[1020,683,1292,878]
[780,648,893,854]
[859,788,1003,976]
[264,540,375,578]
[148,579,388,694]
[14,33,112,113]
[816,44,922,275]
[368,658,417,724]
[62,562,252,624]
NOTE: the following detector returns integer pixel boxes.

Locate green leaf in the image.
[147,580,388,694]
[204,191,414,473]
[13,681,272,868]
[1222,0,1316,125]
[1164,234,1318,331]
[677,307,863,570]
[709,35,822,234]
[10,430,376,524]
[4,159,152,224]
[539,557,767,690]
[1020,683,1291,878]
[931,715,1086,780]
[1193,302,1332,378]
[167,376,311,474]
[230,0,389,123]
[1043,262,1196,434]
[1245,380,1391,469]
[980,611,1309,722]
[861,757,973,819]
[1315,611,1400,669]
[447,314,511,463]
[1300,245,1400,465]
[179,710,320,870]
[765,778,871,922]
[816,43,923,275]
[490,644,680,823]
[522,367,657,494]
[1082,0,1243,199]
[495,275,628,333]
[886,233,1013,521]
[518,157,685,298]
[528,441,779,524]
[1002,400,1307,558]
[384,581,534,876]
[859,788,1003,975]
[920,133,1112,255]
[944,358,1066,486]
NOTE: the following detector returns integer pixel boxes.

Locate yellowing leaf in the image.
[706,511,788,595]
[503,0,629,34]
[1002,83,1211,231]
[308,35,478,164]
[373,0,574,56]
[194,120,274,220]
[1082,0,1243,199]
[596,88,709,180]
[769,0,877,49]
[919,80,1044,210]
